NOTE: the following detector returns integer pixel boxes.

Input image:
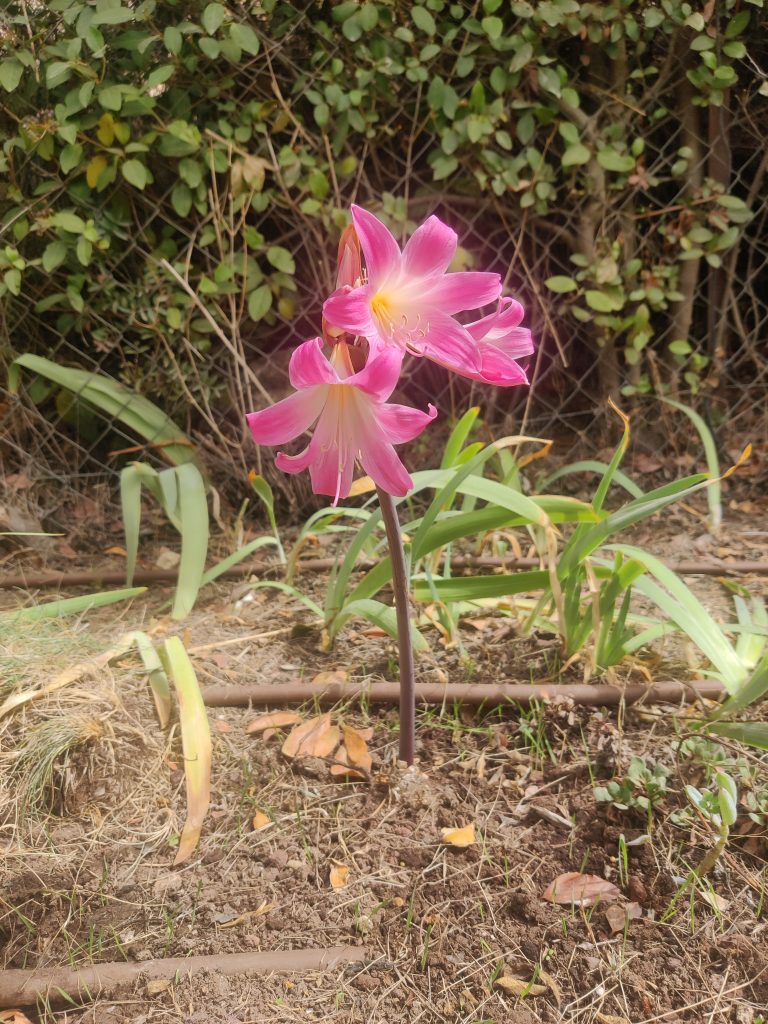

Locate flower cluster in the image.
[247,206,533,503]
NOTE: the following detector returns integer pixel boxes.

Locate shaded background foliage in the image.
[1,0,766,525]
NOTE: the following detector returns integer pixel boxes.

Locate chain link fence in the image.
[1,5,766,534]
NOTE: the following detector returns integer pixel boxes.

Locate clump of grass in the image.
[13,715,105,820]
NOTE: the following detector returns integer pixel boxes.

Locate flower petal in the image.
[424,271,502,314]
[288,337,338,389]
[351,205,401,287]
[376,402,437,444]
[346,344,404,402]
[359,439,413,497]
[478,346,529,386]
[466,297,525,342]
[401,215,457,279]
[246,388,325,446]
[322,284,375,335]
[416,312,481,377]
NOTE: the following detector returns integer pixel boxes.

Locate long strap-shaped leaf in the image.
[8,355,201,469]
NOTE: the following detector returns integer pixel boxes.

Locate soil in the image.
[1,500,767,1024]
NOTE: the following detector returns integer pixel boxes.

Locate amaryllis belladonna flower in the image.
[322,205,531,385]
[246,337,436,504]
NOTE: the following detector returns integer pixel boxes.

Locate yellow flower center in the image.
[370,292,394,326]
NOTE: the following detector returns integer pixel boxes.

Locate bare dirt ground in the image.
[1,498,767,1024]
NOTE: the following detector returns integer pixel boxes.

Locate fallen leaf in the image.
[441,823,476,848]
[542,872,620,907]
[604,901,642,933]
[281,713,340,759]
[494,975,546,996]
[701,890,730,912]
[219,901,275,928]
[246,711,302,735]
[214,720,232,733]
[596,1014,631,1024]
[146,979,172,995]
[329,861,349,889]
[104,545,127,557]
[0,1012,35,1024]
[329,744,362,779]
[311,669,349,686]
[348,475,375,496]
[343,725,372,772]
[252,810,272,831]
[537,968,562,1007]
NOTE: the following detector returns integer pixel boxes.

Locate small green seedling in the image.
[665,772,738,918]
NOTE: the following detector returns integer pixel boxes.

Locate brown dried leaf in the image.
[494,976,546,996]
[596,1014,632,1024]
[329,744,365,780]
[604,901,642,933]
[329,861,349,889]
[213,719,232,733]
[246,711,302,735]
[281,713,340,759]
[343,725,372,772]
[311,669,349,686]
[219,900,275,928]
[441,823,476,848]
[542,872,620,907]
[537,968,562,1007]
[0,1013,36,1024]
[252,810,272,831]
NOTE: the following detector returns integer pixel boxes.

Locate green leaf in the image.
[562,143,591,167]
[441,407,481,469]
[412,5,436,34]
[9,355,200,469]
[46,61,73,88]
[4,269,22,296]
[42,240,67,273]
[545,275,578,293]
[584,290,615,312]
[98,84,124,111]
[657,397,721,531]
[481,15,503,39]
[333,599,428,651]
[172,463,210,619]
[0,59,24,92]
[201,2,226,34]
[171,182,192,217]
[51,211,85,234]
[1,588,146,623]
[229,22,260,55]
[163,25,183,54]
[539,460,642,499]
[248,284,273,321]
[131,631,171,729]
[704,721,768,751]
[59,143,83,174]
[596,148,635,173]
[266,245,295,274]
[413,570,548,604]
[121,159,148,189]
[247,581,324,620]
[91,7,135,25]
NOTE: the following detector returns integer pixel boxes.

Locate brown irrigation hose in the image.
[2,557,768,591]
[201,678,725,709]
[0,946,367,1009]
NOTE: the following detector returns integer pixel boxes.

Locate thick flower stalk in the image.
[246,204,533,765]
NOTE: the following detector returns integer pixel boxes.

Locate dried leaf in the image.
[281,713,340,759]
[146,979,172,995]
[604,901,642,933]
[495,976,546,996]
[537,968,562,1007]
[104,545,127,556]
[246,711,302,735]
[596,1014,632,1024]
[543,872,620,907]
[441,823,476,848]
[311,669,349,686]
[213,719,232,733]
[329,744,364,779]
[329,861,349,889]
[348,475,375,497]
[342,725,372,772]
[701,890,730,912]
[219,900,275,928]
[252,810,272,831]
[0,1012,36,1024]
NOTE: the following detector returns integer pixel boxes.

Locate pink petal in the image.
[417,312,481,377]
[246,389,325,446]
[424,271,502,314]
[466,297,525,342]
[401,215,457,279]
[288,337,338,389]
[478,347,529,386]
[322,285,374,335]
[346,344,403,402]
[359,439,413,497]
[377,402,437,443]
[351,205,401,288]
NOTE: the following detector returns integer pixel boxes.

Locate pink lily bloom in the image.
[465,297,534,385]
[322,205,504,381]
[246,338,437,504]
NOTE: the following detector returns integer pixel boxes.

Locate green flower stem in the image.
[376,487,416,765]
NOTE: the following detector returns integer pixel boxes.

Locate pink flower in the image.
[465,298,534,385]
[246,338,437,504]
[322,206,504,381]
